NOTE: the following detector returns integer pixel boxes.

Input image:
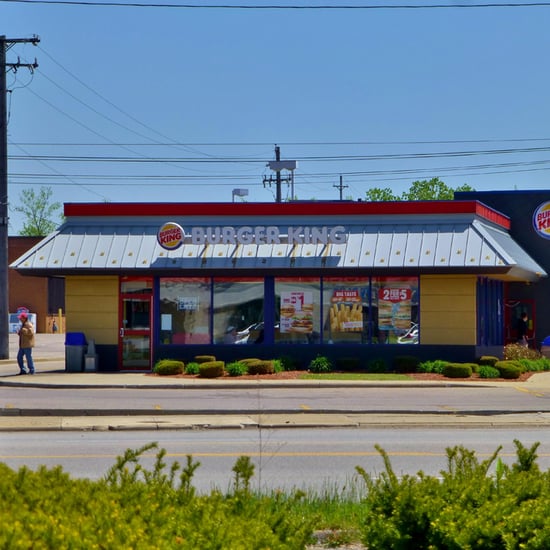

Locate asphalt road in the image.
[3,426,550,491]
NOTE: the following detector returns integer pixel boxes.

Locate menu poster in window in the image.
[280,291,313,334]
[178,296,200,311]
[329,288,363,332]
[378,287,412,331]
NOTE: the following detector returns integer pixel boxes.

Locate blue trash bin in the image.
[542,336,550,358]
[65,332,87,372]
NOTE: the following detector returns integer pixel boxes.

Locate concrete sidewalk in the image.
[2,333,550,431]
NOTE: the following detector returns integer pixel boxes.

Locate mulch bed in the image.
[149,371,535,382]
[407,371,534,382]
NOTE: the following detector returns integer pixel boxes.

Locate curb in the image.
[1,412,550,432]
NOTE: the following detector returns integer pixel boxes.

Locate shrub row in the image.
[357,440,550,548]
[4,441,550,548]
[0,443,314,549]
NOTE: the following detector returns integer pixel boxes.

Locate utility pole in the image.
[263,145,297,203]
[333,174,348,201]
[0,35,39,359]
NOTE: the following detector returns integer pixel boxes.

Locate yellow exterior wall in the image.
[65,276,118,345]
[420,275,477,345]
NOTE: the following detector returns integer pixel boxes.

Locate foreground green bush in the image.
[357,440,550,549]
[0,444,314,549]
[3,441,550,548]
[153,359,184,375]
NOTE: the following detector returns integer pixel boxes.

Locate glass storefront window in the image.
[159,278,211,345]
[213,278,264,344]
[121,277,153,294]
[322,277,371,344]
[275,277,320,344]
[372,277,419,344]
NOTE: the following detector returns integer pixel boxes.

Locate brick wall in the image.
[8,237,49,333]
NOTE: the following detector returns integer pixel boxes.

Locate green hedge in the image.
[442,363,473,378]
[478,355,499,367]
[4,441,550,548]
[226,361,248,377]
[153,359,184,375]
[198,361,225,378]
[478,365,500,379]
[0,443,314,549]
[357,440,550,549]
[195,354,216,364]
[495,360,522,379]
[247,360,275,375]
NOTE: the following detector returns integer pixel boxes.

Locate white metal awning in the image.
[10,219,546,281]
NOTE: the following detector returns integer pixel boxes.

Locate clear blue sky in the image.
[3,0,550,234]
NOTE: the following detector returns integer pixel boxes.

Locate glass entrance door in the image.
[119,278,153,370]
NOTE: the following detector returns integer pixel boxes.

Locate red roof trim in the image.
[64,200,510,229]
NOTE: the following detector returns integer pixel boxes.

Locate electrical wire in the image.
[2,0,550,9]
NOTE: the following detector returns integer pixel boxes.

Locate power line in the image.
[3,0,550,8]
[12,137,550,146]
[9,145,550,163]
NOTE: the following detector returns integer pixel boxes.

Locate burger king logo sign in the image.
[533,201,550,240]
[157,222,184,250]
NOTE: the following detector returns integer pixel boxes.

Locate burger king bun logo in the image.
[533,201,550,240]
[158,222,184,250]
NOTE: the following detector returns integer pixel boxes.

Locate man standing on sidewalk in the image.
[17,312,35,375]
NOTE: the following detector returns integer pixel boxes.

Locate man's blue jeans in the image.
[17,348,34,374]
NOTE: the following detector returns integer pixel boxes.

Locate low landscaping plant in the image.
[442,362,472,378]
[153,359,184,376]
[184,361,200,375]
[279,354,299,371]
[392,355,420,373]
[198,361,225,378]
[520,357,550,372]
[225,361,248,377]
[309,355,332,373]
[272,359,284,373]
[478,355,499,367]
[238,358,262,367]
[504,343,542,361]
[367,357,387,374]
[478,365,501,378]
[417,359,449,374]
[495,360,522,379]
[247,360,275,375]
[194,354,216,364]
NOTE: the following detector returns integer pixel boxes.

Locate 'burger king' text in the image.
[188,225,347,245]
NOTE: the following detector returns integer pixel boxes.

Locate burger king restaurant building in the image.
[10,192,549,371]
